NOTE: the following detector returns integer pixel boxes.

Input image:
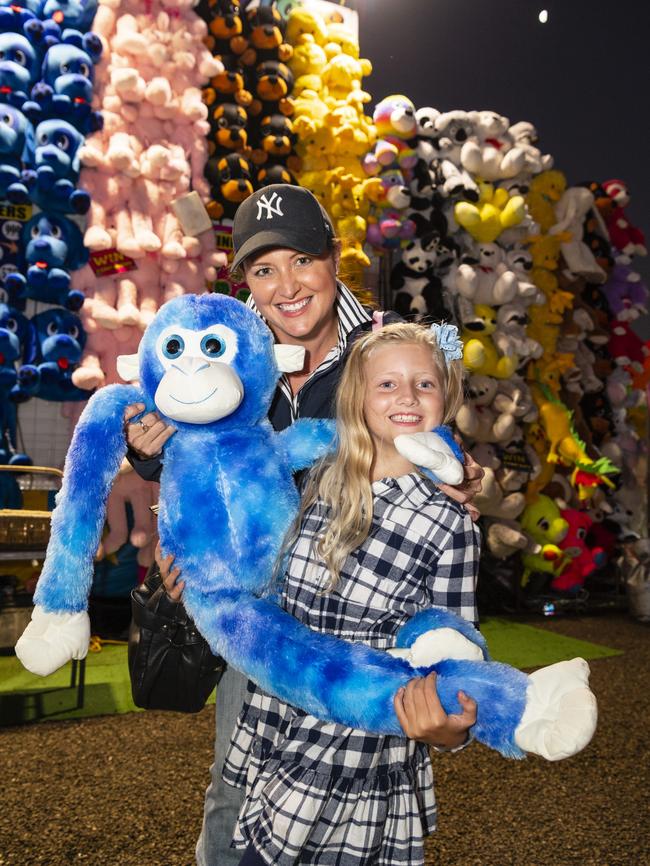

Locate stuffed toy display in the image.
[75,0,227,329]
[15,293,597,762]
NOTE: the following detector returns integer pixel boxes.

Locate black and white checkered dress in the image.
[223,474,480,865]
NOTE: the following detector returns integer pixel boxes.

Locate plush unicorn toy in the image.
[16,294,597,761]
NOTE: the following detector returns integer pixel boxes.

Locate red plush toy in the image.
[551,509,605,593]
[602,179,647,257]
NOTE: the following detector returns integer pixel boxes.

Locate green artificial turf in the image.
[0,620,620,726]
[481,617,623,669]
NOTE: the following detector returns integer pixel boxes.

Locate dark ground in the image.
[1,613,648,866]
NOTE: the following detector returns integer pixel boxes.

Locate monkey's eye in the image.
[201,333,226,358]
[46,321,59,336]
[163,334,185,359]
[5,317,17,333]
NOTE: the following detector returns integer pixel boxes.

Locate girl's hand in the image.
[155,541,184,603]
[124,403,176,458]
[438,450,484,522]
[394,671,477,749]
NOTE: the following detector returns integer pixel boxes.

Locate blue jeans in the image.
[195,666,248,866]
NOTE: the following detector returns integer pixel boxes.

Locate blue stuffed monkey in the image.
[15,294,597,761]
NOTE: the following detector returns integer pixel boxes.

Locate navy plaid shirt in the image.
[223,475,480,865]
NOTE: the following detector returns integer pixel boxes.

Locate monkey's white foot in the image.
[514,658,598,761]
[387,627,484,667]
[394,432,464,486]
[15,606,90,677]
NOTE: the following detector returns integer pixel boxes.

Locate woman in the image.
[124,184,483,866]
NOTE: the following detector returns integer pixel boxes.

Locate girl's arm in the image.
[394,670,477,749]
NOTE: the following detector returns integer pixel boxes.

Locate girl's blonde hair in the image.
[278,322,465,590]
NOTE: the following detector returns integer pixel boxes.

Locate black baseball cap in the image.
[231,184,335,272]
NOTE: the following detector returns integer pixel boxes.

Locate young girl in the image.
[223,321,481,866]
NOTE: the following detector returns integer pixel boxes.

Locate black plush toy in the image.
[203,53,252,108]
[200,0,248,59]
[208,102,250,154]
[248,60,294,117]
[241,3,292,66]
[205,151,254,220]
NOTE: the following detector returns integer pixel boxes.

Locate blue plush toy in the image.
[0,102,34,204]
[27,118,90,213]
[0,4,60,50]
[0,32,41,105]
[18,306,88,401]
[5,211,87,309]
[24,35,102,132]
[0,301,32,463]
[15,294,597,761]
[40,0,99,33]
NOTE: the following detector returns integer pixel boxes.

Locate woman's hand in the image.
[155,541,184,602]
[394,671,477,749]
[124,403,176,458]
[438,450,484,522]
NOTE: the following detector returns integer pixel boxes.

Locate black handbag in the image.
[128,568,226,713]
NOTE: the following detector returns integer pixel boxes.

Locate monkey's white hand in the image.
[394,432,464,486]
[15,605,90,677]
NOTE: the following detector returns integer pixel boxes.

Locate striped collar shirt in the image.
[246,281,371,420]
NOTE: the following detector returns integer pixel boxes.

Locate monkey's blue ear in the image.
[274,345,305,373]
[117,353,140,383]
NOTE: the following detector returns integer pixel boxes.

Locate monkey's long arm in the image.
[183,584,534,756]
[34,384,145,611]
[14,385,146,676]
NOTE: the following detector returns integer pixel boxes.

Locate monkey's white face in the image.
[153,324,244,424]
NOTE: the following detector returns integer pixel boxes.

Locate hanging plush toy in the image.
[27,118,91,213]
[0,300,32,464]
[18,307,89,401]
[15,294,597,762]
[0,102,34,203]
[6,211,87,309]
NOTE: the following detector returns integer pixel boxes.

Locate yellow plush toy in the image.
[455,182,526,243]
[286,6,328,47]
[462,304,518,378]
[520,495,569,586]
[323,21,362,59]
[527,231,573,297]
[526,170,567,233]
[322,53,372,108]
[289,38,328,96]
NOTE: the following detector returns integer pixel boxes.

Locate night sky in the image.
[350,0,650,326]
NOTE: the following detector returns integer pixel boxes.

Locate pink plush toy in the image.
[77,0,226,333]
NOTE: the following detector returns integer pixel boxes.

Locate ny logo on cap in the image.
[256,191,284,221]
